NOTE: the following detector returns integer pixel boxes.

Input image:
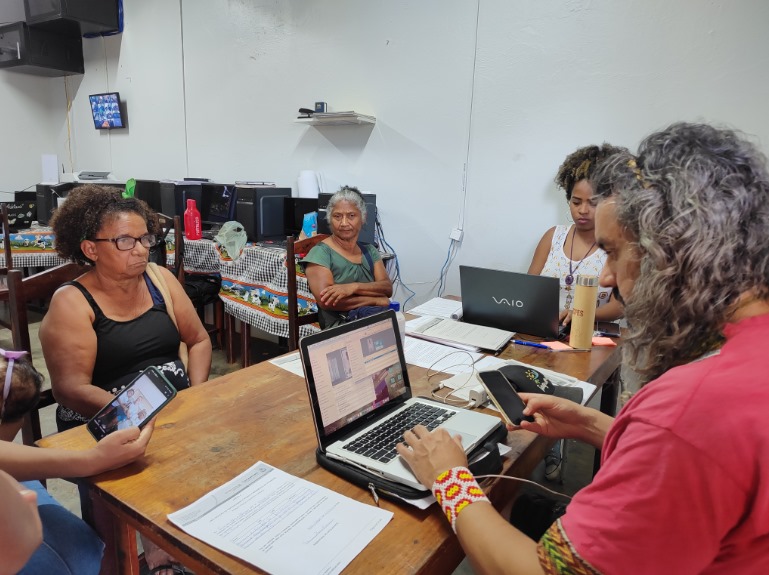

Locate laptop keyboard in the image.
[342,403,457,463]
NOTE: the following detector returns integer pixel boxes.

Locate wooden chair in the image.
[7,263,88,445]
[0,204,12,276]
[173,216,225,349]
[0,205,15,312]
[286,234,327,351]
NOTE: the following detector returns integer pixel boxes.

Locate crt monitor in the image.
[317,192,377,245]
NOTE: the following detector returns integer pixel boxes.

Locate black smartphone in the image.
[87,366,177,441]
[594,321,621,337]
[478,370,534,426]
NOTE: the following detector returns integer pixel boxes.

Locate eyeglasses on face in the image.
[91,233,157,251]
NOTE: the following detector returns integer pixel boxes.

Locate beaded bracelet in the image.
[432,466,489,533]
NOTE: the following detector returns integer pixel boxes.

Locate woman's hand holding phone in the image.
[86,419,155,476]
[514,393,613,450]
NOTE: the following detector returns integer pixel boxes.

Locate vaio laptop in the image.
[460,265,560,339]
[299,310,501,490]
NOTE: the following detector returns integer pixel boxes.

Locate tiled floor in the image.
[9,313,601,574]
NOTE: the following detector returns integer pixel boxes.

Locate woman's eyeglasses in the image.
[91,234,157,251]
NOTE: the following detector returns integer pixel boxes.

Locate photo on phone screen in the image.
[478,370,533,426]
[87,367,177,441]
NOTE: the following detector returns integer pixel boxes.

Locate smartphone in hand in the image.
[87,366,177,441]
[478,370,535,426]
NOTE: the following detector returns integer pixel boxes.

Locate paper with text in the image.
[405,316,512,352]
[168,462,392,575]
[408,297,464,319]
[269,352,305,377]
[404,337,483,374]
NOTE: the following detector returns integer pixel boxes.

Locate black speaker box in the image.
[0,21,83,76]
[25,0,119,35]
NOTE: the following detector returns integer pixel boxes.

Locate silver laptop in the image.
[299,310,501,490]
[460,265,560,339]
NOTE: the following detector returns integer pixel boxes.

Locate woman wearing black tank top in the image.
[39,185,212,575]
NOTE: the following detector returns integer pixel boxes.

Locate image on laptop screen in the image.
[305,317,407,436]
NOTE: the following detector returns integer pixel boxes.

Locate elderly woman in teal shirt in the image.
[302,186,393,328]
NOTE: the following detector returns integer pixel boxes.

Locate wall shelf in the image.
[295,111,376,126]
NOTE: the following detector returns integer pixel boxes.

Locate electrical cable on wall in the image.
[375,213,417,310]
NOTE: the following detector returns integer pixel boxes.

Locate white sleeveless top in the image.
[540,225,614,312]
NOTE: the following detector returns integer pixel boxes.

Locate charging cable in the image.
[426,350,484,408]
[475,474,572,501]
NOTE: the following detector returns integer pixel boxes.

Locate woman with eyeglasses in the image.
[39,185,210,575]
[39,185,210,436]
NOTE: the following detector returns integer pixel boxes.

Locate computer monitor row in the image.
[35,182,379,243]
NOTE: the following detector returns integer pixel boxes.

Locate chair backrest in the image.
[1,204,13,275]
[7,262,88,445]
[286,234,328,351]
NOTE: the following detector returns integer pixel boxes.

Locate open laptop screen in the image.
[302,313,408,437]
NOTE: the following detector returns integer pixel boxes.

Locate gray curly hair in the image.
[592,122,769,383]
[325,185,367,224]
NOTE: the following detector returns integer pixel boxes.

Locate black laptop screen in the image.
[302,314,408,437]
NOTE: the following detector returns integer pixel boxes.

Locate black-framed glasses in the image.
[91,234,157,251]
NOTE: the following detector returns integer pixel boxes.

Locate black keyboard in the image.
[342,403,456,463]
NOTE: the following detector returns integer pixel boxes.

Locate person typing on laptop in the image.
[528,144,625,326]
[397,123,769,574]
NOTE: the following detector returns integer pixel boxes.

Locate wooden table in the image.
[39,343,621,575]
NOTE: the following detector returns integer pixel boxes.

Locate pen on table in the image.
[512,340,549,350]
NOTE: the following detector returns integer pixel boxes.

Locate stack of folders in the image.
[405,315,513,353]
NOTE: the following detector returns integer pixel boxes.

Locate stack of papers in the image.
[408,297,463,320]
[168,461,392,575]
[406,315,513,353]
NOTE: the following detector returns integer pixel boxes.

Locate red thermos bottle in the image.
[184,199,202,240]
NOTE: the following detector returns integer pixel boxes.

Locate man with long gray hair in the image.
[397,122,769,574]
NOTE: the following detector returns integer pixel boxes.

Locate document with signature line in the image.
[168,461,392,575]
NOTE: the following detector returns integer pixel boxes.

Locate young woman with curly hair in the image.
[528,144,626,324]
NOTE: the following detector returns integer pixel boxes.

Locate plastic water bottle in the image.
[389,301,407,347]
[184,199,202,240]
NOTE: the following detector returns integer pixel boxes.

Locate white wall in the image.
[1,0,767,306]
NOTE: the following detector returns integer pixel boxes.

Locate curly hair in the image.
[592,122,769,383]
[555,144,628,200]
[49,185,159,266]
[0,356,43,424]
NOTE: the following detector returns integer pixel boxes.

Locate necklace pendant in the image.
[565,274,574,286]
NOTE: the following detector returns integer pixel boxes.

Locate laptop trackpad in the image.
[442,428,477,449]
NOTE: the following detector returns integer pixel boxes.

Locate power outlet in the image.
[450,227,464,242]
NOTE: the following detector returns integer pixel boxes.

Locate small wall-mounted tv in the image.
[89,92,126,129]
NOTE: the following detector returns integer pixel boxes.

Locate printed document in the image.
[404,336,483,374]
[269,352,305,377]
[168,461,392,575]
[408,297,464,319]
[406,315,513,352]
